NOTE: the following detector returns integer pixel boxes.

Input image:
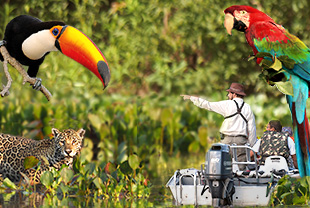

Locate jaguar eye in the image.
[52,28,59,36]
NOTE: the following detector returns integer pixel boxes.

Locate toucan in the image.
[0,15,110,89]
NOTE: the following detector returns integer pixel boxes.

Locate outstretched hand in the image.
[180,94,191,100]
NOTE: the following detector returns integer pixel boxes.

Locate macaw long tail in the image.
[287,99,310,177]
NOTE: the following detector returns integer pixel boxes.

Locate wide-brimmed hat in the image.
[226,83,246,96]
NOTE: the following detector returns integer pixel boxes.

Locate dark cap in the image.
[226,83,246,96]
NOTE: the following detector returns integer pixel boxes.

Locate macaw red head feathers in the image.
[224,5,275,34]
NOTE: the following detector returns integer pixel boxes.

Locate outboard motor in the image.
[204,143,235,207]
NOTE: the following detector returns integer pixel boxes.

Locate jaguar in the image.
[0,128,85,184]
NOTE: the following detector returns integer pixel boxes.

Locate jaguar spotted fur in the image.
[0,128,85,183]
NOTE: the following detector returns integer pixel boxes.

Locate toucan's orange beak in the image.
[53,25,110,89]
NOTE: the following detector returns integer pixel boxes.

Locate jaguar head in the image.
[52,128,85,158]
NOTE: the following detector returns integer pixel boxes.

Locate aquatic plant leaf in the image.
[59,182,70,195]
[79,139,94,163]
[104,162,116,174]
[98,161,107,171]
[2,191,17,202]
[3,178,17,190]
[24,156,40,170]
[99,172,108,182]
[299,176,310,188]
[40,171,53,187]
[281,192,293,204]
[129,154,140,170]
[120,160,133,175]
[69,175,80,187]
[60,167,74,184]
[93,177,103,190]
[293,196,308,205]
[84,163,96,175]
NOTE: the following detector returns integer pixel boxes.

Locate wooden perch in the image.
[0,43,52,101]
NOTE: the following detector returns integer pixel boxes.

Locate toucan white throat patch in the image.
[22,30,58,60]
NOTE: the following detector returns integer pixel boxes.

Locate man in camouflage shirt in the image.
[252,120,298,168]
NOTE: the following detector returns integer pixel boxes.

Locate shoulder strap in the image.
[224,100,248,123]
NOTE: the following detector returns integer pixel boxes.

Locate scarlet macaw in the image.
[224,5,310,176]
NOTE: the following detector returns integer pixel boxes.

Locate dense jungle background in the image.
[0,0,310,206]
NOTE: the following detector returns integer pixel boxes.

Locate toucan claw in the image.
[32,78,42,91]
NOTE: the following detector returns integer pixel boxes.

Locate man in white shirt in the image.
[181,83,257,170]
[252,120,298,169]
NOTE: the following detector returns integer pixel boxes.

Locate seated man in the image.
[251,120,298,169]
[282,126,296,169]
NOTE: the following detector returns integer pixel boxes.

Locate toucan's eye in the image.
[52,28,59,36]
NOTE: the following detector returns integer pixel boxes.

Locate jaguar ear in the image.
[77,128,86,138]
[52,128,61,137]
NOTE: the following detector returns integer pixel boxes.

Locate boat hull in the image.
[166,168,275,206]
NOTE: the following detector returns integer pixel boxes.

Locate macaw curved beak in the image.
[54,25,110,89]
[224,13,234,35]
[224,13,248,35]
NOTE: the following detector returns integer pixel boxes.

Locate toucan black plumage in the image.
[0,15,110,89]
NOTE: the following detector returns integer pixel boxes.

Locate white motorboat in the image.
[166,143,300,207]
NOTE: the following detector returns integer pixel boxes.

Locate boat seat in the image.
[259,156,289,174]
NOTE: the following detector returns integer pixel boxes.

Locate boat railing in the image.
[168,169,200,206]
[230,144,259,179]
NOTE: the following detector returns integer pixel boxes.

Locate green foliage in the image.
[270,176,310,206]
[41,171,53,188]
[0,153,150,200]
[2,178,17,190]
